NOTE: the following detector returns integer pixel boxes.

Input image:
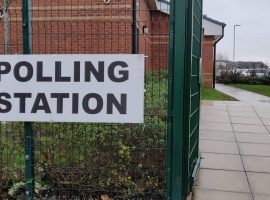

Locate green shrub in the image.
[0,71,168,199]
[216,70,270,85]
[261,73,270,85]
[240,76,262,85]
[216,70,242,84]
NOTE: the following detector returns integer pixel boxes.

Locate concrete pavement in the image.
[215,84,270,106]
[194,100,270,200]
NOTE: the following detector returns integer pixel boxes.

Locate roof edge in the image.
[203,15,226,27]
[147,0,170,15]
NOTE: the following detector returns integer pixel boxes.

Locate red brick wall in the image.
[151,11,169,70]
[0,0,132,55]
[136,3,170,71]
[202,35,215,88]
[0,0,169,70]
[137,0,152,70]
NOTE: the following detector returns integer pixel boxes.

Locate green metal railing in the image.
[0,0,202,199]
[22,0,34,199]
[182,0,202,196]
[166,0,186,199]
[167,0,202,198]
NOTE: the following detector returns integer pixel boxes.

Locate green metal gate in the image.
[183,0,203,196]
[0,0,202,199]
[167,0,202,199]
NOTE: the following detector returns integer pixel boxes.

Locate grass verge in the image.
[230,84,270,97]
[201,88,236,101]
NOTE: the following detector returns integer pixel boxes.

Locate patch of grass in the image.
[201,88,236,101]
[230,84,270,97]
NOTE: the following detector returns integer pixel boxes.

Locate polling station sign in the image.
[0,54,144,123]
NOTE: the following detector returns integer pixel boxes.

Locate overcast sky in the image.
[203,0,270,64]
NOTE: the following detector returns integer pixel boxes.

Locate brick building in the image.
[202,15,226,88]
[0,0,170,70]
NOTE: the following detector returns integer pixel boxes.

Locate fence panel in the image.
[182,0,202,196]
[0,0,170,199]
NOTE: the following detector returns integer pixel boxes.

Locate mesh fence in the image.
[0,0,170,199]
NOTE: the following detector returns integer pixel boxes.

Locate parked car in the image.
[240,69,269,77]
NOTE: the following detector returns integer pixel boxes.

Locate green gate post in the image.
[166,0,187,199]
[22,0,34,199]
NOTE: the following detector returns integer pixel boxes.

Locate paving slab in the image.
[196,169,250,193]
[201,105,227,111]
[200,115,231,123]
[225,102,252,106]
[201,101,227,106]
[200,130,235,142]
[257,113,270,119]
[201,152,244,171]
[200,140,239,154]
[235,132,270,144]
[243,156,270,173]
[253,194,270,200]
[232,124,269,134]
[200,129,233,134]
[230,116,262,125]
[200,122,233,132]
[239,143,270,157]
[254,107,270,112]
[228,106,254,112]
[229,111,258,118]
[194,189,252,200]
[247,172,270,195]
[200,110,229,117]
[261,118,270,126]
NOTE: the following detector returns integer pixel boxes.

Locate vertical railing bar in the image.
[4,0,9,54]
[166,0,175,198]
[22,0,34,199]
[132,0,137,54]
[166,0,188,199]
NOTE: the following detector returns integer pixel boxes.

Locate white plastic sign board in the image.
[0,54,145,123]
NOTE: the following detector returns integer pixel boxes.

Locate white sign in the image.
[0,54,145,123]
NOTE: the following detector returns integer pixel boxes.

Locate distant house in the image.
[216,60,268,70]
[216,60,234,70]
[202,15,226,88]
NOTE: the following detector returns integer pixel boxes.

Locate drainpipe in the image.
[132,0,137,54]
[213,25,225,88]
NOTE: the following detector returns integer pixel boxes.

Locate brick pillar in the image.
[202,35,215,88]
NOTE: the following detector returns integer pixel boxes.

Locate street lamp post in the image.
[233,24,241,62]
